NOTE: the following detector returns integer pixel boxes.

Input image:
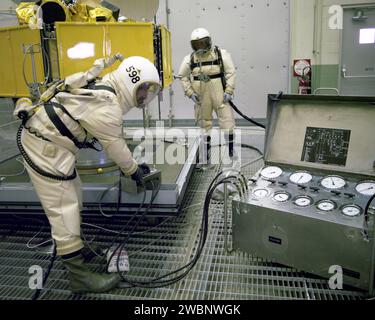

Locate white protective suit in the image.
[178,47,236,132]
[20,56,160,256]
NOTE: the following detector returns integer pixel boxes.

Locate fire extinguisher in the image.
[293,59,312,95]
[298,66,312,95]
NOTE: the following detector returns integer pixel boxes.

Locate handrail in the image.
[313,88,340,95]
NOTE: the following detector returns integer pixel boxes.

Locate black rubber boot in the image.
[228,133,234,158]
[197,135,211,165]
[81,243,104,263]
[62,252,121,294]
[205,135,212,163]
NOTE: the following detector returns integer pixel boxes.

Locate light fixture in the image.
[352,9,368,22]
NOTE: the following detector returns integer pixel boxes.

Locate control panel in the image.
[247,165,375,226]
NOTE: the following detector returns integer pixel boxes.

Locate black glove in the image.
[131,163,151,183]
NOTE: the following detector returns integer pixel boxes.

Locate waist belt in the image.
[193,73,223,82]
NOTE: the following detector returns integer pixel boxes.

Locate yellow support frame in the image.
[55,22,155,79]
[0,26,45,97]
[160,25,173,87]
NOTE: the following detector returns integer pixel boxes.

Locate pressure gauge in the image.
[320,176,346,190]
[341,205,362,217]
[317,200,337,212]
[260,166,283,180]
[355,181,375,196]
[290,171,313,184]
[252,188,270,199]
[272,191,291,203]
[293,196,313,207]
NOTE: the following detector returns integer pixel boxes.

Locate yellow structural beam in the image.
[0,26,45,97]
[56,22,155,79]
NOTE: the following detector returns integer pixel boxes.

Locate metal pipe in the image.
[224,182,229,252]
[166,0,175,127]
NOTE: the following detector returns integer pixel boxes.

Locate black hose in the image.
[117,174,241,288]
[17,124,77,181]
[229,100,266,129]
[31,243,57,300]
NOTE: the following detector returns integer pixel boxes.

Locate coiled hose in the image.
[16,122,77,181]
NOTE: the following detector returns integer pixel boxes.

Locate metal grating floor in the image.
[0,130,368,300]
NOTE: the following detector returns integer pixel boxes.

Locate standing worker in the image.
[15,55,161,293]
[178,27,236,163]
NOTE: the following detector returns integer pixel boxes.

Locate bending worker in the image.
[15,56,161,293]
[178,27,236,162]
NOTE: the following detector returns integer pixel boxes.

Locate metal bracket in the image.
[197,73,211,82]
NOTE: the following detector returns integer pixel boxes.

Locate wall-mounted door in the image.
[340,7,375,96]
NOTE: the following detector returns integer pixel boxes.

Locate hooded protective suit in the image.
[178,29,236,133]
[20,56,161,256]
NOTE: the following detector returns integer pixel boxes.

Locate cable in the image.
[31,243,57,301]
[98,171,122,218]
[241,155,264,170]
[115,181,160,284]
[104,182,149,267]
[117,174,242,288]
[210,142,263,157]
[362,194,375,241]
[229,100,266,129]
[16,123,77,181]
[22,43,51,90]
[98,181,119,218]
[0,157,26,177]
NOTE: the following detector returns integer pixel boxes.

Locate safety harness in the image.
[43,83,116,151]
[190,46,226,83]
[16,82,117,181]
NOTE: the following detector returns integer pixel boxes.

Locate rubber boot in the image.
[62,252,121,294]
[81,243,104,263]
[205,135,212,163]
[197,135,211,167]
[228,133,234,158]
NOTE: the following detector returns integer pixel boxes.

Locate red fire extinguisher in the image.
[293,59,312,95]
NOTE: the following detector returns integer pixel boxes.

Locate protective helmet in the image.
[106,56,161,111]
[190,28,212,53]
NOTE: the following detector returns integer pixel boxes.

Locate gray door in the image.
[340,7,375,96]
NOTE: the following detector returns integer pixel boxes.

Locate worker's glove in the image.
[224,93,233,103]
[190,93,200,104]
[131,163,151,184]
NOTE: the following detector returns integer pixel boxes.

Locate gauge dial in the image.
[252,188,270,199]
[321,176,346,190]
[317,200,336,212]
[341,205,362,217]
[355,181,375,196]
[260,166,283,180]
[272,191,291,203]
[290,171,313,184]
[293,196,313,207]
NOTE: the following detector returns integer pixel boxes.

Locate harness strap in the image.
[44,102,86,149]
[193,73,224,81]
[190,59,221,70]
[85,83,117,96]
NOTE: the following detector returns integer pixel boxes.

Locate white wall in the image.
[0,1,291,123]
[152,0,290,122]
[290,0,375,65]
[0,0,18,27]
